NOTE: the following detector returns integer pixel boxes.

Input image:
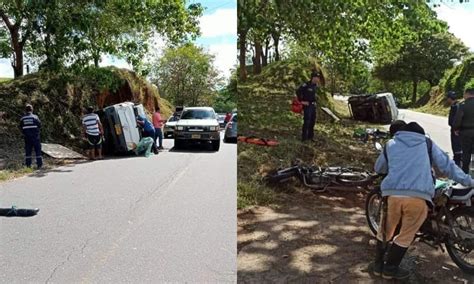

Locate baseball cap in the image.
[447,91,457,100]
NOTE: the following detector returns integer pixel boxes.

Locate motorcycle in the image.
[366,143,474,274]
[264,160,377,191]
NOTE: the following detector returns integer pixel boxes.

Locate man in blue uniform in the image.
[447,91,462,166]
[297,71,321,142]
[19,104,42,169]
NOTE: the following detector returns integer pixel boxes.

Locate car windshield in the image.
[232,115,237,122]
[168,116,179,122]
[180,109,215,120]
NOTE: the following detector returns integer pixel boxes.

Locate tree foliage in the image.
[0,0,203,78]
[149,43,222,107]
[374,32,469,103]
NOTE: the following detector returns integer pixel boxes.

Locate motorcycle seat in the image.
[450,184,474,200]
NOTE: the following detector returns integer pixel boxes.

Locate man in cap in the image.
[19,104,42,169]
[296,71,321,142]
[447,91,462,167]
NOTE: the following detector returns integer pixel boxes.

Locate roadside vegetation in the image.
[237,58,381,208]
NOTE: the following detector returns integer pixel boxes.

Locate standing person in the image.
[224,112,232,125]
[372,121,474,280]
[82,106,104,160]
[137,115,158,154]
[453,86,474,173]
[297,71,321,142]
[152,107,164,150]
[19,104,42,169]
[447,91,462,167]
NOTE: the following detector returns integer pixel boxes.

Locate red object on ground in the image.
[238,136,279,146]
[291,97,303,114]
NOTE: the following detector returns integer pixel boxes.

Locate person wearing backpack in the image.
[296,71,321,142]
[447,91,462,167]
[371,121,474,280]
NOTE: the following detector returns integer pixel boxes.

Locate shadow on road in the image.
[169,144,219,154]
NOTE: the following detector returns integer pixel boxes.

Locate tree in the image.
[374,32,468,103]
[150,43,222,107]
[0,1,41,77]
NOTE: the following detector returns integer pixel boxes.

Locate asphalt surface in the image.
[398,109,451,156]
[0,132,237,283]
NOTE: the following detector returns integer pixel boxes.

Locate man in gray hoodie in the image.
[372,121,474,280]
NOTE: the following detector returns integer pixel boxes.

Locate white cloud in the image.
[434,4,474,51]
[206,43,237,79]
[0,59,14,78]
[200,8,237,38]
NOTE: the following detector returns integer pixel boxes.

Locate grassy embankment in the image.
[237,58,381,208]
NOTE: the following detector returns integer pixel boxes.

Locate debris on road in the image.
[321,107,340,122]
[41,143,85,159]
[0,206,39,217]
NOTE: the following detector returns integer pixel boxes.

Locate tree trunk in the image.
[272,32,280,61]
[262,40,269,67]
[10,26,23,78]
[253,41,262,74]
[411,80,418,104]
[238,30,247,81]
[93,51,100,68]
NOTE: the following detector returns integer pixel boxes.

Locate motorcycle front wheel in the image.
[445,207,474,275]
[365,188,382,236]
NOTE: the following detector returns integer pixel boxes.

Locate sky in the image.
[432,1,474,51]
[1,1,473,78]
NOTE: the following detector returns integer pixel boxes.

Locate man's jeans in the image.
[154,128,163,148]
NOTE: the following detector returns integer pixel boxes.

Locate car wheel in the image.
[223,136,228,143]
[174,139,183,149]
[212,140,220,151]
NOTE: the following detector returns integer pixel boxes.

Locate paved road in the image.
[0,133,236,283]
[398,109,451,156]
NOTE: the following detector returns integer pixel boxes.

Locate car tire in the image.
[223,136,228,143]
[174,139,183,149]
[212,140,220,151]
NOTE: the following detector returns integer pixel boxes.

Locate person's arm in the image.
[19,118,24,134]
[98,118,104,135]
[453,104,464,133]
[374,151,388,174]
[432,142,474,186]
[35,115,41,129]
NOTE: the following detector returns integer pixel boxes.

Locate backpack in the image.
[383,137,435,184]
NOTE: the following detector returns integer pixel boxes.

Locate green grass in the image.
[0,77,12,83]
[0,167,34,182]
[413,104,449,117]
